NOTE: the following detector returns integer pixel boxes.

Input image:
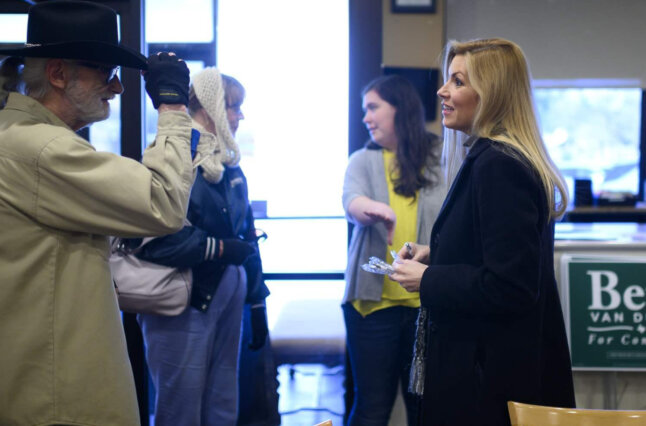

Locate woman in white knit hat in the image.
[136,68,271,426]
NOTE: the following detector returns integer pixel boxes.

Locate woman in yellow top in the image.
[342,75,446,426]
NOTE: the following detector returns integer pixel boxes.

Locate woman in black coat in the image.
[390,38,576,425]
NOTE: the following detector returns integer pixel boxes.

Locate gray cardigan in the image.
[342,145,447,303]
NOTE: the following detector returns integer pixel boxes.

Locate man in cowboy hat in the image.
[0,1,197,425]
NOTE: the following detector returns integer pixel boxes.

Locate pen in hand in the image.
[402,242,414,259]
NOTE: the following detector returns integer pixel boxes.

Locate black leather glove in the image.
[249,304,268,351]
[144,52,190,109]
[219,239,255,265]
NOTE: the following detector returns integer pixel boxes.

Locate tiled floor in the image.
[278,364,345,426]
[277,363,408,426]
[150,363,344,426]
[148,362,408,425]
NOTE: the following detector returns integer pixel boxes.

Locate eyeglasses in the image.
[73,61,120,85]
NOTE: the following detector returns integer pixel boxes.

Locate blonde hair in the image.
[441,38,568,219]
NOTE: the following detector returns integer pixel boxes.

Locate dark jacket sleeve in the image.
[135,225,215,269]
[420,150,546,317]
[241,205,270,304]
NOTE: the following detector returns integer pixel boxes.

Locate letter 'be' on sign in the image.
[561,254,646,371]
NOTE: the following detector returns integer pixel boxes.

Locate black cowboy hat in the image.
[0,0,146,69]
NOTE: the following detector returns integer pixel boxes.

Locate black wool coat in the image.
[418,138,576,426]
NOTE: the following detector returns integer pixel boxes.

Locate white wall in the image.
[445,0,646,86]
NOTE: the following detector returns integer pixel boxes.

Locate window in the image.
[0,14,27,43]
[255,218,347,274]
[217,0,349,275]
[90,93,121,154]
[144,0,216,149]
[145,0,213,43]
[534,86,643,203]
[2,2,351,275]
[217,0,349,218]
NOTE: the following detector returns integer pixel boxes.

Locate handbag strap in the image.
[110,218,192,255]
[111,237,144,255]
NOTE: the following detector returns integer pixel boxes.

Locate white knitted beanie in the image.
[192,118,225,183]
[192,67,241,166]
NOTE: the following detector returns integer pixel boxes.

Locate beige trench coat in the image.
[0,93,194,425]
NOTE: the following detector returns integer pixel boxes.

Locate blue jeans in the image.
[343,303,419,426]
[139,265,246,426]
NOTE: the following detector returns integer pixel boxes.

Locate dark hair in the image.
[362,74,441,198]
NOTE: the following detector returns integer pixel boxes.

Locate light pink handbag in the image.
[109,221,192,316]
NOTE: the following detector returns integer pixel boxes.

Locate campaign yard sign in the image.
[560,255,646,371]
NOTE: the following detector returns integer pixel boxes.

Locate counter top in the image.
[565,206,646,223]
[555,222,646,249]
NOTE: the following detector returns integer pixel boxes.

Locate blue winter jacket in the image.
[136,166,269,312]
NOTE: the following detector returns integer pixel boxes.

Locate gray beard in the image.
[65,80,110,124]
